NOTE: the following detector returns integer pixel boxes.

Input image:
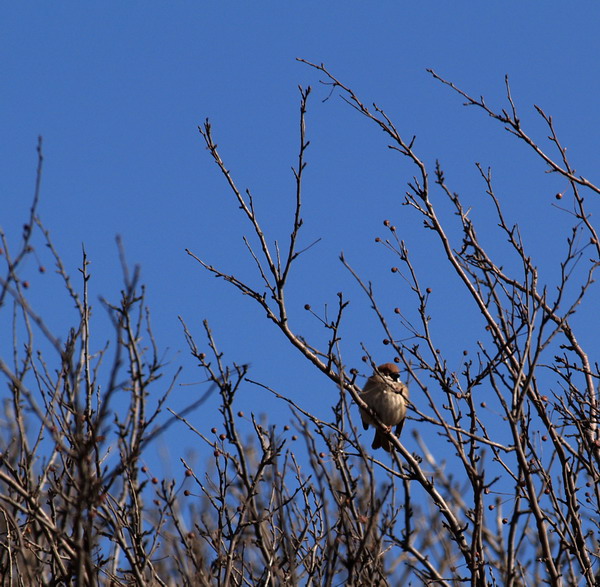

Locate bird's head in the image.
[375,362,400,382]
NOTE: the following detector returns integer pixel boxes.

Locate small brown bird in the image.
[360,363,408,452]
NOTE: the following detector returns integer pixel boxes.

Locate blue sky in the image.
[2,4,600,474]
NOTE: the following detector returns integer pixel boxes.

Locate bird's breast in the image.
[367,389,406,426]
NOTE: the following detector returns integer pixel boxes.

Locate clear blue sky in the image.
[2,4,599,473]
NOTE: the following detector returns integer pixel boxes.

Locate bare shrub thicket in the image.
[1,62,599,585]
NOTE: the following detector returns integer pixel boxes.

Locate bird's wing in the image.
[394,418,405,437]
[359,384,378,430]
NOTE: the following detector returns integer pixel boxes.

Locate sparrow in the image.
[359,363,408,452]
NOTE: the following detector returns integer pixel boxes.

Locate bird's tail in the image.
[372,430,393,453]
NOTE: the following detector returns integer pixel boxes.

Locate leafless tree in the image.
[1,61,598,586]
